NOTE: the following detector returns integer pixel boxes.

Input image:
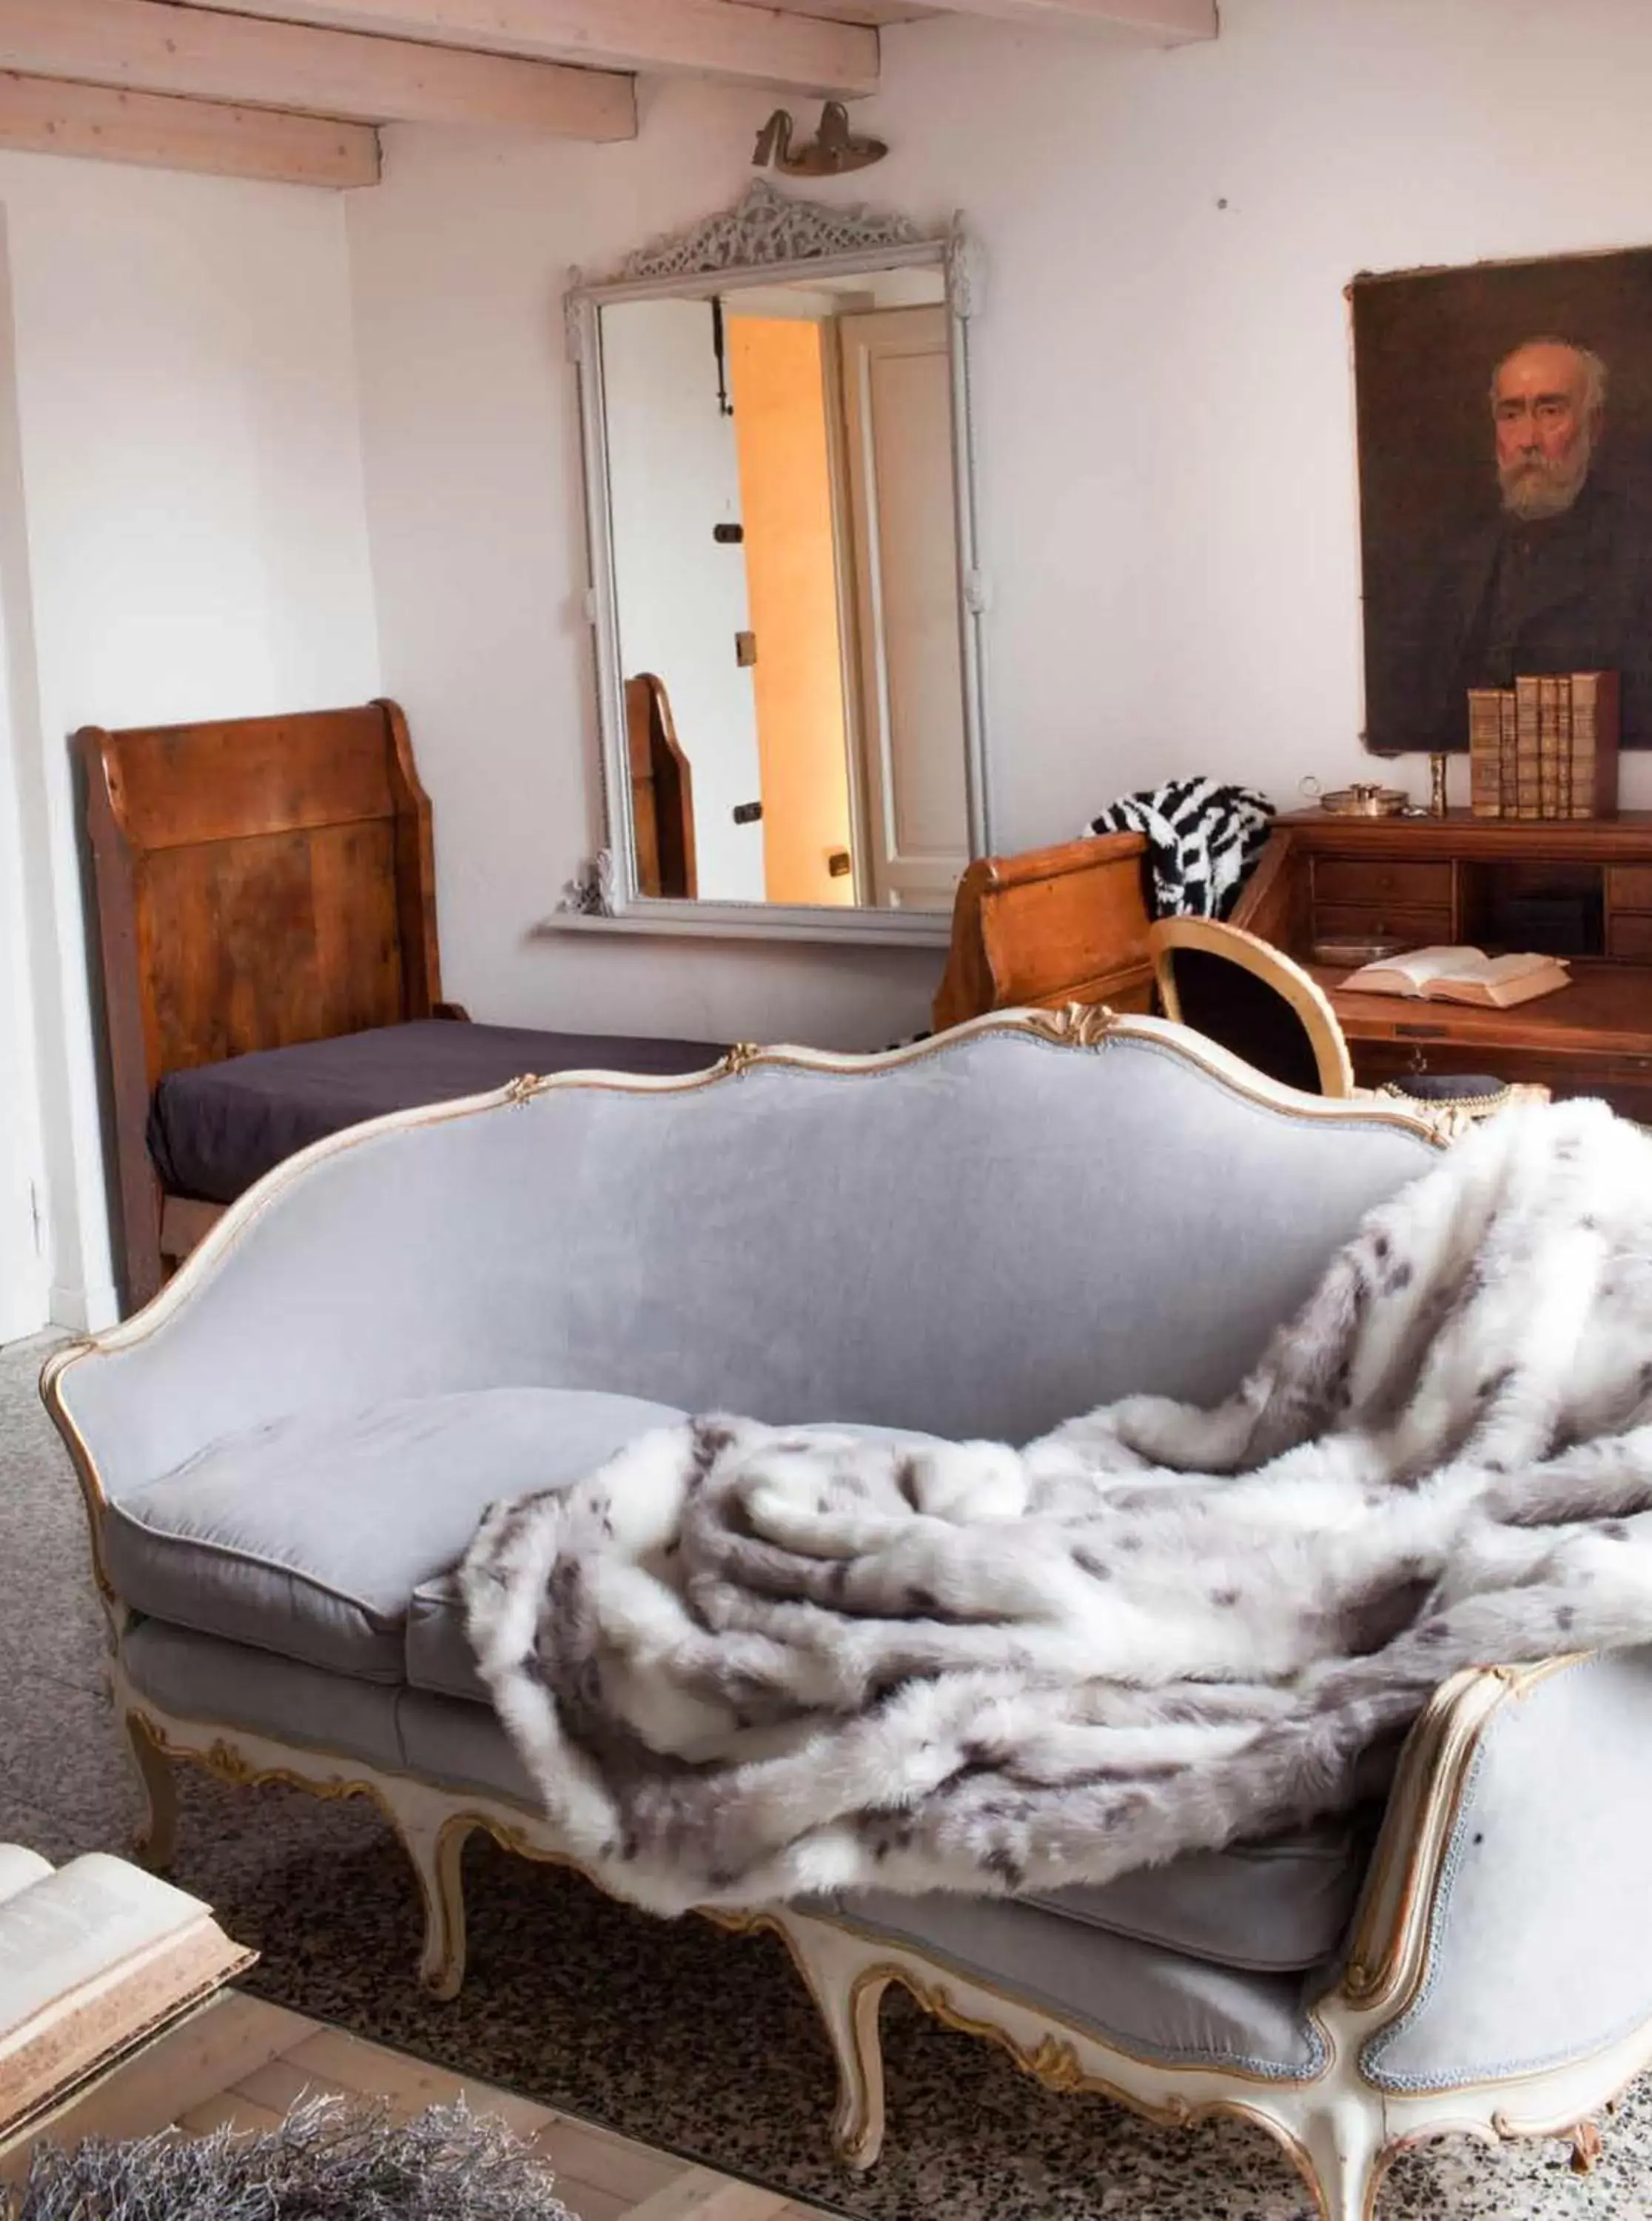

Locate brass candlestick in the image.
[1428,752,1449,817]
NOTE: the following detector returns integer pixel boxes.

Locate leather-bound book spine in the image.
[1569,670,1621,820]
[1557,674,1573,819]
[1514,674,1541,818]
[1467,689,1505,817]
[1538,675,1560,817]
[1498,687,1517,813]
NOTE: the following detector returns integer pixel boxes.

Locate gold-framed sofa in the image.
[43,1011,1648,2220]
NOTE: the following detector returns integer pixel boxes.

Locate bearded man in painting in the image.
[1386,336,1652,748]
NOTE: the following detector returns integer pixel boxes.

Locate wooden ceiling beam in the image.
[0,0,636,138]
[172,0,879,100]
[913,0,1213,35]
[0,69,379,183]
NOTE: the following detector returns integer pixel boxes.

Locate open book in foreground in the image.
[0,1845,253,2149]
[1338,945,1571,1008]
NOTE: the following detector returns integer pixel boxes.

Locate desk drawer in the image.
[1314,902,1453,946]
[1608,913,1652,960]
[1608,865,1652,913]
[1352,1038,1652,1122]
[1313,860,1454,908]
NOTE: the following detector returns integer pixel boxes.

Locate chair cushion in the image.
[101,1387,687,1683]
[1018,1818,1366,1973]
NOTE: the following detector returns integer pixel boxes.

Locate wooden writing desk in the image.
[1232,810,1652,1119]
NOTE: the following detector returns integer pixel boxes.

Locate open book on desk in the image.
[1338,945,1572,1009]
[0,1845,253,2149]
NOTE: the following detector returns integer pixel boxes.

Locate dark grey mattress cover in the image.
[147,1019,727,1206]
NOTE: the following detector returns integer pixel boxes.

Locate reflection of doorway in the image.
[728,301,970,913]
[836,304,970,911]
[601,297,765,904]
[727,315,854,907]
[599,276,970,916]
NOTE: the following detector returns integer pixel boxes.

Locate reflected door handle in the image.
[734,630,758,668]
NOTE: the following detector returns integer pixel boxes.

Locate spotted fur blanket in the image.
[460,1100,1652,1916]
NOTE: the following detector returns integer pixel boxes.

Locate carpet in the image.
[3,1331,1648,2220]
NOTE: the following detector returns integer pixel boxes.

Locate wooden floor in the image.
[1,1990,833,2221]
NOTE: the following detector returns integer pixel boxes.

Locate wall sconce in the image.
[752,101,887,176]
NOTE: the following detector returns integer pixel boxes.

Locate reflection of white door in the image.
[837,306,969,911]
[601,298,765,902]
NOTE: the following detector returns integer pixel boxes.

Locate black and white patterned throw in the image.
[1084,776,1275,919]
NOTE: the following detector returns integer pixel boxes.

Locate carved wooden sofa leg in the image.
[376,1790,476,2003]
[115,1684,477,2006]
[123,1706,180,1874]
[1296,2100,1385,2221]
[758,1913,892,2171]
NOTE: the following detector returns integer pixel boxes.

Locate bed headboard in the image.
[78,700,443,1303]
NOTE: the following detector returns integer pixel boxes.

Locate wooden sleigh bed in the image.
[79,700,725,1313]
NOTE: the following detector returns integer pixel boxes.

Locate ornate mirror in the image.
[562,181,988,943]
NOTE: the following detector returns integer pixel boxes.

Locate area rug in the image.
[3,1333,1648,2220]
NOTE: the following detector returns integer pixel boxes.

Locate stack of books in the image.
[1468,671,1619,820]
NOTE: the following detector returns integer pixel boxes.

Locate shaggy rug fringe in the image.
[4,2094,574,2220]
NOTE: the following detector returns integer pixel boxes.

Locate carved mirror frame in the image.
[560,180,990,945]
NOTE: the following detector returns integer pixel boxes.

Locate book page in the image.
[1403,946,1489,981]
[1348,945,1485,990]
[0,1855,212,2041]
[0,1846,53,1912]
[1477,953,1567,985]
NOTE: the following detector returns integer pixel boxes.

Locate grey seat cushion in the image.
[101,1387,687,1682]
[107,1387,1365,1977]
[1019,1819,1365,1973]
[832,1889,1329,2072]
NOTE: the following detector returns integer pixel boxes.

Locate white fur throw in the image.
[460,1101,1652,1915]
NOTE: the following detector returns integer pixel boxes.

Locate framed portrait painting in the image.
[1352,243,1652,754]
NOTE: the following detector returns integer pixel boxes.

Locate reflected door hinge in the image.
[734,630,758,668]
[29,1180,42,1255]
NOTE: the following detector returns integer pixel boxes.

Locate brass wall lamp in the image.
[753,101,887,175]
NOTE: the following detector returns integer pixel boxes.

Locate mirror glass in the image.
[599,261,973,912]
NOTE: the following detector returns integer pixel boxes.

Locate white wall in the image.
[603,297,765,900]
[0,155,379,1329]
[347,0,1652,1052]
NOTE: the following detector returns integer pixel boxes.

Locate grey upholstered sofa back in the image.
[61,1024,1438,1495]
